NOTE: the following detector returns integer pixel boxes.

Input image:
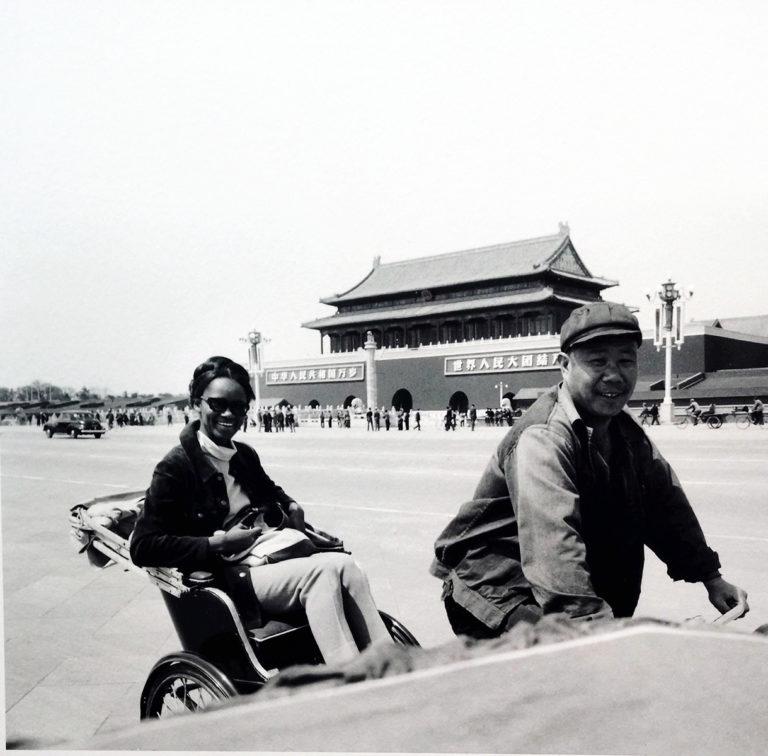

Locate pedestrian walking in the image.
[404,409,410,431]
[384,408,391,431]
[366,407,374,431]
[469,404,477,431]
[415,409,421,431]
[287,406,296,433]
[374,408,381,430]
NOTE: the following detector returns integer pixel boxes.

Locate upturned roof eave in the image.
[546,269,619,289]
[320,265,378,305]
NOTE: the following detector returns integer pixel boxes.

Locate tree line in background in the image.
[0,380,173,403]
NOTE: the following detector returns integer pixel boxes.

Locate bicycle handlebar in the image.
[712,598,749,625]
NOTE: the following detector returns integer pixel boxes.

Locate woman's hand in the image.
[286,501,306,532]
[209,525,262,555]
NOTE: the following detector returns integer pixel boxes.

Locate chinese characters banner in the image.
[266,363,365,385]
[445,350,560,376]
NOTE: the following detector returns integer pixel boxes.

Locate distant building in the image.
[257,225,768,412]
[303,222,613,353]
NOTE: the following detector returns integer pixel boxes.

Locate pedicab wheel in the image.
[674,417,688,429]
[736,415,750,429]
[379,611,420,647]
[706,415,722,429]
[140,652,238,720]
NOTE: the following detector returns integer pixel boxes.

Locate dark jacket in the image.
[130,421,294,572]
[431,385,720,630]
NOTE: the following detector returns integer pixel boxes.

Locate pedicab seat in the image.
[181,569,311,640]
[70,491,419,717]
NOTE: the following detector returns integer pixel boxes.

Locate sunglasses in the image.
[201,397,250,416]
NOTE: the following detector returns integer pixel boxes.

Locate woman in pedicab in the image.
[129,355,394,665]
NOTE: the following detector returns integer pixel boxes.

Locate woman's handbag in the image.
[219,505,345,567]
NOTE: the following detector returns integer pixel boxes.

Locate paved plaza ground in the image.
[2,418,767,746]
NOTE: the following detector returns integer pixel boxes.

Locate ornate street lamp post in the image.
[494,381,509,407]
[240,330,264,409]
[647,280,692,424]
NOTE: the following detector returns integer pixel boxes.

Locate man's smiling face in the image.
[560,336,639,425]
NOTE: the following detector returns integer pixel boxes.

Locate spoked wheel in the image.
[140,653,237,720]
[736,415,750,429]
[379,611,420,647]
[674,417,689,429]
[706,415,722,429]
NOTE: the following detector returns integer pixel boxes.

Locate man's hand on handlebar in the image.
[704,575,749,619]
[208,525,262,555]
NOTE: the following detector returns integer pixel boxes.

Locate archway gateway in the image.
[391,388,413,412]
[449,391,469,413]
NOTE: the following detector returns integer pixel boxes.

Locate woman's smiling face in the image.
[198,377,249,446]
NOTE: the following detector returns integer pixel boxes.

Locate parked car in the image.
[43,411,105,439]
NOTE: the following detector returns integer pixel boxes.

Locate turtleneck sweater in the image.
[197,430,258,527]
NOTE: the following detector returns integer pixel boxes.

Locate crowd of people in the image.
[23,406,192,429]
[359,406,421,431]
[252,405,423,432]
[255,405,298,432]
[440,404,523,431]
[15,395,768,433]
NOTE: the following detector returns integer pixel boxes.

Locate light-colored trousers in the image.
[248,552,392,664]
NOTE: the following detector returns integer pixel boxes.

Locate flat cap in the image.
[560,301,642,352]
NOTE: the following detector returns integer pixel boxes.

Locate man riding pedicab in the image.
[431,302,748,638]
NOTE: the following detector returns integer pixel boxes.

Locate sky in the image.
[3,1,767,395]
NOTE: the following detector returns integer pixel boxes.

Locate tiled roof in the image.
[514,387,550,401]
[686,369,768,390]
[321,230,616,304]
[631,368,768,401]
[304,289,594,330]
[713,315,768,339]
